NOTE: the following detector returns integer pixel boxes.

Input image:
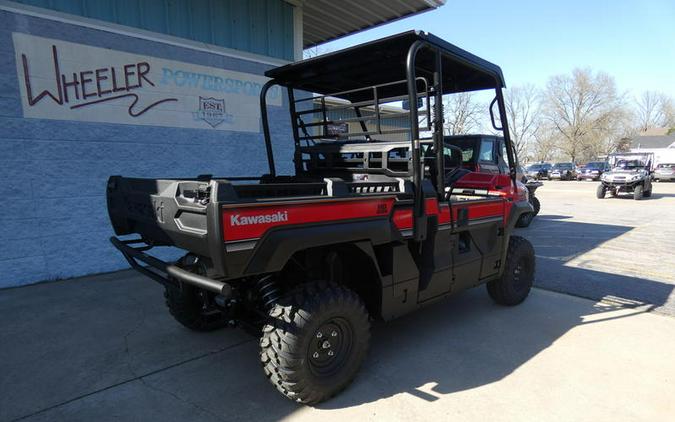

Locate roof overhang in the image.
[287,0,446,48]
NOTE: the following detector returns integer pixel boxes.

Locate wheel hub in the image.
[512,257,532,294]
[307,318,353,376]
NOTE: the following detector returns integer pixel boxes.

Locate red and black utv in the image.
[107,31,535,404]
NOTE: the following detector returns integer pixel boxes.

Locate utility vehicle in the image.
[598,152,654,200]
[107,31,535,404]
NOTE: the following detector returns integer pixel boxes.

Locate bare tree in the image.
[635,91,675,131]
[443,92,484,135]
[504,84,541,160]
[543,68,626,163]
[530,125,559,162]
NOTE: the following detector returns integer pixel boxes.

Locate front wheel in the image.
[634,185,644,200]
[530,196,541,216]
[487,236,535,306]
[260,281,370,404]
[596,184,606,199]
[515,212,534,228]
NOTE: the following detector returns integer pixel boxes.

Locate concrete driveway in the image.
[1,270,674,422]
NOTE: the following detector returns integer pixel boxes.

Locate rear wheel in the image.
[260,281,370,404]
[596,184,606,199]
[487,236,535,306]
[634,185,644,200]
[643,187,652,197]
[164,256,228,332]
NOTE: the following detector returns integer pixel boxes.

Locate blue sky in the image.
[323,0,675,98]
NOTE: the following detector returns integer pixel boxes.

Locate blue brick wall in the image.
[0,9,295,287]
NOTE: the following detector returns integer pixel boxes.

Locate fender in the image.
[244,219,393,275]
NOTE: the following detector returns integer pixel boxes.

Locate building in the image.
[630,130,675,165]
[0,0,445,287]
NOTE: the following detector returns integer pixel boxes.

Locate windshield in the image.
[445,139,478,164]
[615,160,645,170]
[553,163,573,170]
[657,163,675,169]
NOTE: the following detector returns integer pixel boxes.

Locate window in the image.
[478,140,494,162]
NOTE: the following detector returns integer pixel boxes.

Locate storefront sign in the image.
[12,32,282,132]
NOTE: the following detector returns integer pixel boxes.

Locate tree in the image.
[635,91,675,131]
[530,125,559,162]
[443,92,484,135]
[504,84,542,159]
[543,68,626,163]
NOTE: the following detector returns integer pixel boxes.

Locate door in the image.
[449,197,505,293]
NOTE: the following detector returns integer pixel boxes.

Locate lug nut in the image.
[313,352,319,358]
[331,331,337,337]
[328,350,334,356]
[316,332,323,338]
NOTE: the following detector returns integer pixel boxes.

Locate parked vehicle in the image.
[654,163,675,182]
[598,152,654,200]
[550,162,576,180]
[106,31,535,404]
[578,161,610,181]
[525,163,552,180]
[445,135,541,227]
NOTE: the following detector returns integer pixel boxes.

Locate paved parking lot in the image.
[1,180,674,422]
[523,180,675,316]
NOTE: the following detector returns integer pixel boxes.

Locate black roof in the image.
[265,31,505,101]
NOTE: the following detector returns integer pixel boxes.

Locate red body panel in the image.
[392,198,454,231]
[222,197,395,242]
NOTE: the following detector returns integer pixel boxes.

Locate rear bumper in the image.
[654,174,675,181]
[110,237,232,297]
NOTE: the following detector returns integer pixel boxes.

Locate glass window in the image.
[478,140,494,162]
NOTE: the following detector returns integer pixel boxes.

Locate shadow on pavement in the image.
[524,215,674,313]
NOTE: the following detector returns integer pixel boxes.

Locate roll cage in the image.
[259,30,516,241]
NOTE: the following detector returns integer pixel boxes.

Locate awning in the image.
[293,0,446,47]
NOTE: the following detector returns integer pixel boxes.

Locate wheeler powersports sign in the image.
[12,32,282,132]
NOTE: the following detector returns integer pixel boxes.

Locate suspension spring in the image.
[255,276,282,309]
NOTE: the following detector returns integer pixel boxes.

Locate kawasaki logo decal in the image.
[230,211,288,226]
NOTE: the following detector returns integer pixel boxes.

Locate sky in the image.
[322,0,675,99]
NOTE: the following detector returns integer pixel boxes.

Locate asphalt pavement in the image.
[522,180,675,316]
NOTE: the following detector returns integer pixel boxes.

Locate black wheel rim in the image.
[307,317,354,377]
[512,256,533,294]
